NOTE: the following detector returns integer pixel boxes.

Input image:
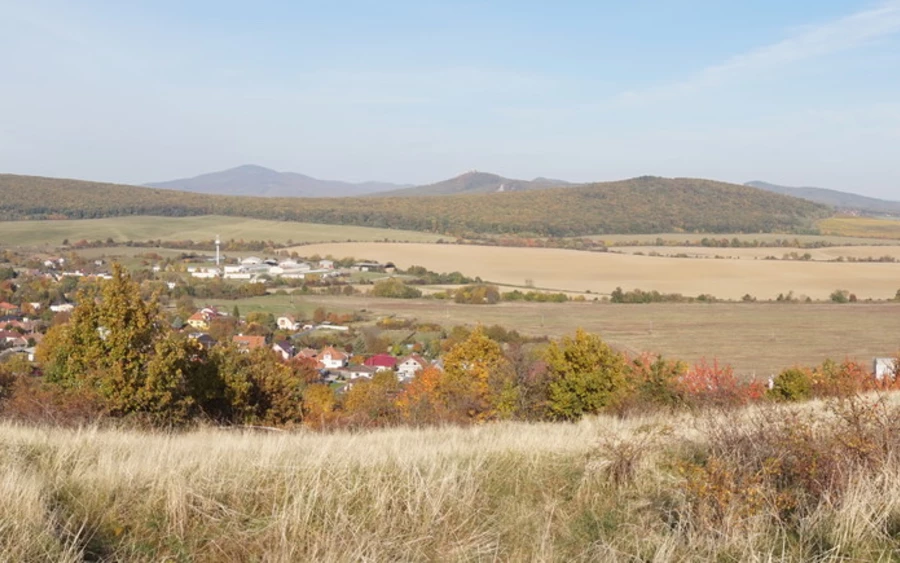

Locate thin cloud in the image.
[618,1,900,104]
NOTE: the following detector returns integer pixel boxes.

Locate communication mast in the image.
[215,235,221,267]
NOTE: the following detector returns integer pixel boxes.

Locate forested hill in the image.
[0,174,831,236]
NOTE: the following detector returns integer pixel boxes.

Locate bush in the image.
[769,367,813,401]
[370,278,422,299]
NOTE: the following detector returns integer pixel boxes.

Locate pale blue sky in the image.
[1,1,899,197]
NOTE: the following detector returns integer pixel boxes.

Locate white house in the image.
[318,346,348,369]
[241,256,263,266]
[276,315,301,331]
[396,354,428,380]
[319,259,335,269]
[874,358,897,380]
[50,303,75,313]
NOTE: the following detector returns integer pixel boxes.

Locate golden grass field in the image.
[819,216,900,239]
[613,245,900,260]
[0,216,443,248]
[203,295,900,378]
[6,398,900,561]
[290,242,900,301]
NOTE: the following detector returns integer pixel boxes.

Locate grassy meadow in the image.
[819,216,900,239]
[5,395,900,561]
[290,242,900,301]
[0,216,443,248]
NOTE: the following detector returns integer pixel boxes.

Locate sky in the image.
[1,0,899,197]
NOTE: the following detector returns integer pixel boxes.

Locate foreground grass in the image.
[5,397,900,561]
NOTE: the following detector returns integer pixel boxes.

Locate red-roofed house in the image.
[0,302,19,315]
[232,335,266,353]
[363,353,397,372]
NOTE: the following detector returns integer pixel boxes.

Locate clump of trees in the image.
[370,278,422,299]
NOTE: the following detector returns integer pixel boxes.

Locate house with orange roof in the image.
[232,334,266,353]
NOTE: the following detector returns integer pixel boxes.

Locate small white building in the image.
[276,315,301,331]
[874,358,897,381]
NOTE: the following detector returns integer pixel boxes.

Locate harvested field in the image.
[290,242,900,300]
[613,245,900,261]
[203,294,900,378]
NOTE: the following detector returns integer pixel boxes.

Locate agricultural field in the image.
[290,242,900,301]
[819,216,900,239]
[584,231,900,246]
[612,245,900,261]
[0,216,443,248]
[201,294,900,378]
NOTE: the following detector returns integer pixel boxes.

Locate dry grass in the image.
[290,242,900,300]
[5,397,900,561]
[614,244,900,261]
[0,216,443,248]
[204,295,900,378]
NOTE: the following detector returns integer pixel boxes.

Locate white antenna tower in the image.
[215,235,221,267]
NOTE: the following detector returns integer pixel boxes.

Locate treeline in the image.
[0,174,831,237]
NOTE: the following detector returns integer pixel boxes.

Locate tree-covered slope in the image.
[0,174,831,236]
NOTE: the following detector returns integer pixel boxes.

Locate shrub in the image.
[769,367,813,401]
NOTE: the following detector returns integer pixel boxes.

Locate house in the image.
[232,335,267,353]
[352,262,384,272]
[186,312,210,331]
[188,332,217,349]
[318,259,335,269]
[186,308,226,331]
[318,346,348,369]
[241,256,263,266]
[0,302,20,315]
[0,331,28,348]
[272,340,295,361]
[293,347,318,360]
[334,364,378,381]
[363,353,397,372]
[276,315,301,331]
[396,354,428,380]
[49,303,74,313]
[874,358,897,380]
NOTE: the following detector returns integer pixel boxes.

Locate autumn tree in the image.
[342,371,402,426]
[544,329,628,420]
[438,326,513,421]
[38,263,196,425]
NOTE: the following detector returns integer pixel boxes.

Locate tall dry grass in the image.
[4,397,900,561]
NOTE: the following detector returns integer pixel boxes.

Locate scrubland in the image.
[5,394,900,561]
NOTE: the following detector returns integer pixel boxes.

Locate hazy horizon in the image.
[2,1,899,197]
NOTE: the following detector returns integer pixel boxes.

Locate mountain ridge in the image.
[746,181,900,215]
[145,164,411,198]
[0,173,831,237]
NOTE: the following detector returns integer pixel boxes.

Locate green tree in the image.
[38,263,196,424]
[544,329,628,420]
[769,367,813,402]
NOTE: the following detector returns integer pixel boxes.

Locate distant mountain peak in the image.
[144,166,408,198]
[746,180,900,215]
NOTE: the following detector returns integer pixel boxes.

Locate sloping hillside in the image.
[146,164,409,197]
[0,174,831,236]
[374,171,574,197]
[746,181,900,215]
